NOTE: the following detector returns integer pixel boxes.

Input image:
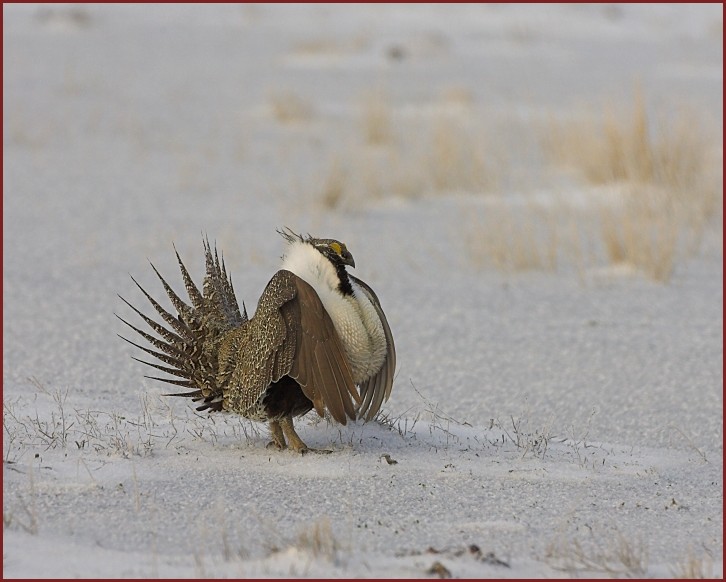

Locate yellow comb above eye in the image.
[329,242,343,255]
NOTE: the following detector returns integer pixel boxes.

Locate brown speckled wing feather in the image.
[288,273,360,423]
[223,270,359,424]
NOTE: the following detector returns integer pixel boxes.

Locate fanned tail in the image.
[117,237,245,412]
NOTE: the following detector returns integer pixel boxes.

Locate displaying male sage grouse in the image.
[118,229,395,453]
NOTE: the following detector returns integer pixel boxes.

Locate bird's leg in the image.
[267,419,287,450]
[279,415,332,454]
[279,415,308,453]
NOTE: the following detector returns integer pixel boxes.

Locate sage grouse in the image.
[118,229,395,453]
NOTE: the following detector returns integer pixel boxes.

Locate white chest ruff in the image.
[281,242,387,384]
[325,281,387,383]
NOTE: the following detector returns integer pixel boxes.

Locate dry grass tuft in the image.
[291,35,369,58]
[428,114,495,193]
[292,38,343,56]
[269,90,315,124]
[545,88,666,185]
[318,158,347,209]
[361,90,392,145]
[542,86,721,280]
[671,547,716,579]
[296,517,340,562]
[3,383,260,463]
[598,184,679,281]
[439,86,475,108]
[466,202,561,272]
[323,87,501,204]
[545,526,648,577]
[309,85,719,282]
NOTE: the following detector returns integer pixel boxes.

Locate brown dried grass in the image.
[361,89,392,145]
[541,87,721,280]
[269,90,315,123]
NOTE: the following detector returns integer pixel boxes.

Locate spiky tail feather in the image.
[117,237,246,412]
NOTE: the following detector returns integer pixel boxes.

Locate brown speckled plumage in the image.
[118,233,395,453]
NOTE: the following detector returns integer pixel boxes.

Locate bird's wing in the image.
[225,270,360,424]
[349,275,396,421]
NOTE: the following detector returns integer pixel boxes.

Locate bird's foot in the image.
[300,447,333,455]
[278,415,332,454]
[266,440,332,454]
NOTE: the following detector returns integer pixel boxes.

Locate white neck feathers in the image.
[280,241,341,296]
[279,240,386,384]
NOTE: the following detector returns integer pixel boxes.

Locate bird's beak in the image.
[342,251,355,268]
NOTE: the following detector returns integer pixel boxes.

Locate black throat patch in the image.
[336,263,354,296]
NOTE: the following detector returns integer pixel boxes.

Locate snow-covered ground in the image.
[3,4,723,578]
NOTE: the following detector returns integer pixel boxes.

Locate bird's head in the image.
[278,228,355,269]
